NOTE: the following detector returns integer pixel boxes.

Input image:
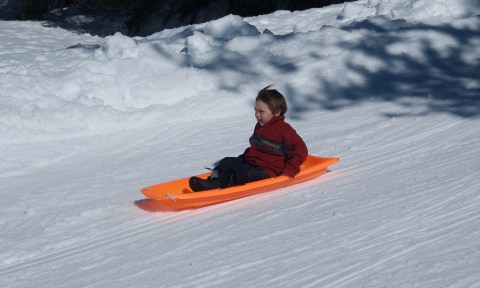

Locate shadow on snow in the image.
[166,14,480,119]
[286,15,480,119]
[62,13,479,119]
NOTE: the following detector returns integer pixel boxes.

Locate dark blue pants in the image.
[214,157,269,188]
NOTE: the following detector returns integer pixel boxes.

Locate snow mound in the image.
[184,31,220,66]
[102,32,139,59]
[184,14,263,66]
[203,14,260,40]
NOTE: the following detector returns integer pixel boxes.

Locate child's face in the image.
[255,100,279,126]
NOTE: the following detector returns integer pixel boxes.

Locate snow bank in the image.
[1,0,478,144]
[203,14,259,40]
[0,26,216,142]
[184,14,263,66]
[365,0,478,22]
[248,0,478,34]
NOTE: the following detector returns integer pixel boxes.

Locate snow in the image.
[1,0,480,287]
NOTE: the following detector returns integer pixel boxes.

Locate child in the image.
[189,85,308,192]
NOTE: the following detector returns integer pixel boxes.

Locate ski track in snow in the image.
[0,205,233,277]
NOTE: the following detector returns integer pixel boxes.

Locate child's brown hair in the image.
[256,85,288,115]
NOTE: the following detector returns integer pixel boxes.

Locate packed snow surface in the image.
[1,0,480,287]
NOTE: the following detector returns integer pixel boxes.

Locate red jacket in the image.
[243,115,308,177]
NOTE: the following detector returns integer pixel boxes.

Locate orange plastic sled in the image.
[141,155,339,210]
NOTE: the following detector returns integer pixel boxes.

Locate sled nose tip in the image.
[141,187,152,196]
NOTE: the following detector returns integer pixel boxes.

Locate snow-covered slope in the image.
[1,0,479,287]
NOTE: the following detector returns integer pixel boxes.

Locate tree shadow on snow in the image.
[157,15,480,119]
[286,15,480,119]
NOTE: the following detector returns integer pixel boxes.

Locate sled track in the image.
[0,118,478,279]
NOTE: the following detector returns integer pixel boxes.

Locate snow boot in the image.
[189,176,221,192]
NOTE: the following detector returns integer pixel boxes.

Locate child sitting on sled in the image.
[189,85,308,192]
